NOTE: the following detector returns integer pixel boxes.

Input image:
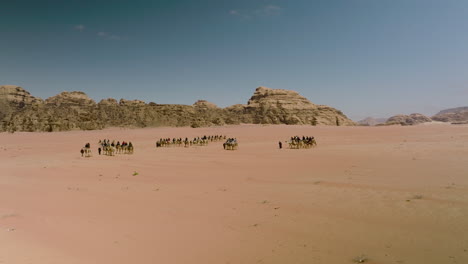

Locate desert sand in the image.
[1,124,468,264]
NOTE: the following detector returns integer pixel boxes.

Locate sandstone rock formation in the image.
[384,113,432,126]
[0,85,42,119]
[0,86,355,132]
[45,91,96,107]
[226,87,355,126]
[0,85,42,106]
[432,107,468,123]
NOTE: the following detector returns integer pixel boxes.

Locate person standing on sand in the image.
[98,147,101,155]
[279,141,282,149]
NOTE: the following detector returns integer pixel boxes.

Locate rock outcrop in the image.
[432,107,468,123]
[225,87,354,126]
[0,85,42,117]
[384,113,432,126]
[0,85,43,106]
[45,91,96,107]
[0,86,355,132]
[0,85,45,130]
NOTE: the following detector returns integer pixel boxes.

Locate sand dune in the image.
[1,124,468,264]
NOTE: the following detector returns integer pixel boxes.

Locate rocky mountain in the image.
[357,117,388,126]
[0,85,42,119]
[0,85,355,132]
[432,107,468,123]
[435,106,468,115]
[384,113,432,126]
[228,87,354,126]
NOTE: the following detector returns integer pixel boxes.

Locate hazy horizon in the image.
[2,0,468,120]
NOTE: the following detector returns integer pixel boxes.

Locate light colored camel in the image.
[104,146,115,156]
[81,148,92,157]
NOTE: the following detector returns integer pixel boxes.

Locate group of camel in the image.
[155,135,239,151]
[79,139,134,157]
[100,140,134,156]
[223,138,238,150]
[287,136,317,149]
[81,135,318,157]
[156,135,227,148]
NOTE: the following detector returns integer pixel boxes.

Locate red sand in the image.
[1,124,468,264]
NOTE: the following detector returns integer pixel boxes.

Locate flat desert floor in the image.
[1,124,468,264]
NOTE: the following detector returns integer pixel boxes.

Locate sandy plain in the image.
[0,124,468,264]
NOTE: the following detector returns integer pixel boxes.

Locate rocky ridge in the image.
[432,107,468,123]
[0,85,355,132]
[384,113,432,126]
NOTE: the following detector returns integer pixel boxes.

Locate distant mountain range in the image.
[432,107,468,123]
[435,106,468,115]
[358,106,468,126]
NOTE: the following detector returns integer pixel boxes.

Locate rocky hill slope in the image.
[0,85,355,132]
[384,113,432,126]
[432,107,468,123]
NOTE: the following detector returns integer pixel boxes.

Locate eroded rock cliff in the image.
[224,87,354,126]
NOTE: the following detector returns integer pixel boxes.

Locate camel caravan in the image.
[98,139,134,156]
[287,136,317,149]
[79,134,319,157]
[156,135,226,148]
[223,138,238,150]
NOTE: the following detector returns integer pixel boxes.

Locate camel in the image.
[305,138,317,148]
[224,139,238,150]
[288,140,303,149]
[103,145,115,156]
[126,145,134,154]
[81,147,92,157]
[227,142,238,150]
[311,138,317,146]
[116,144,122,154]
[121,145,128,154]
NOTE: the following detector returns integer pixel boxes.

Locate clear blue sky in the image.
[2,0,468,120]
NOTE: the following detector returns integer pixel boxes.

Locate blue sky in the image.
[1,0,468,120]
